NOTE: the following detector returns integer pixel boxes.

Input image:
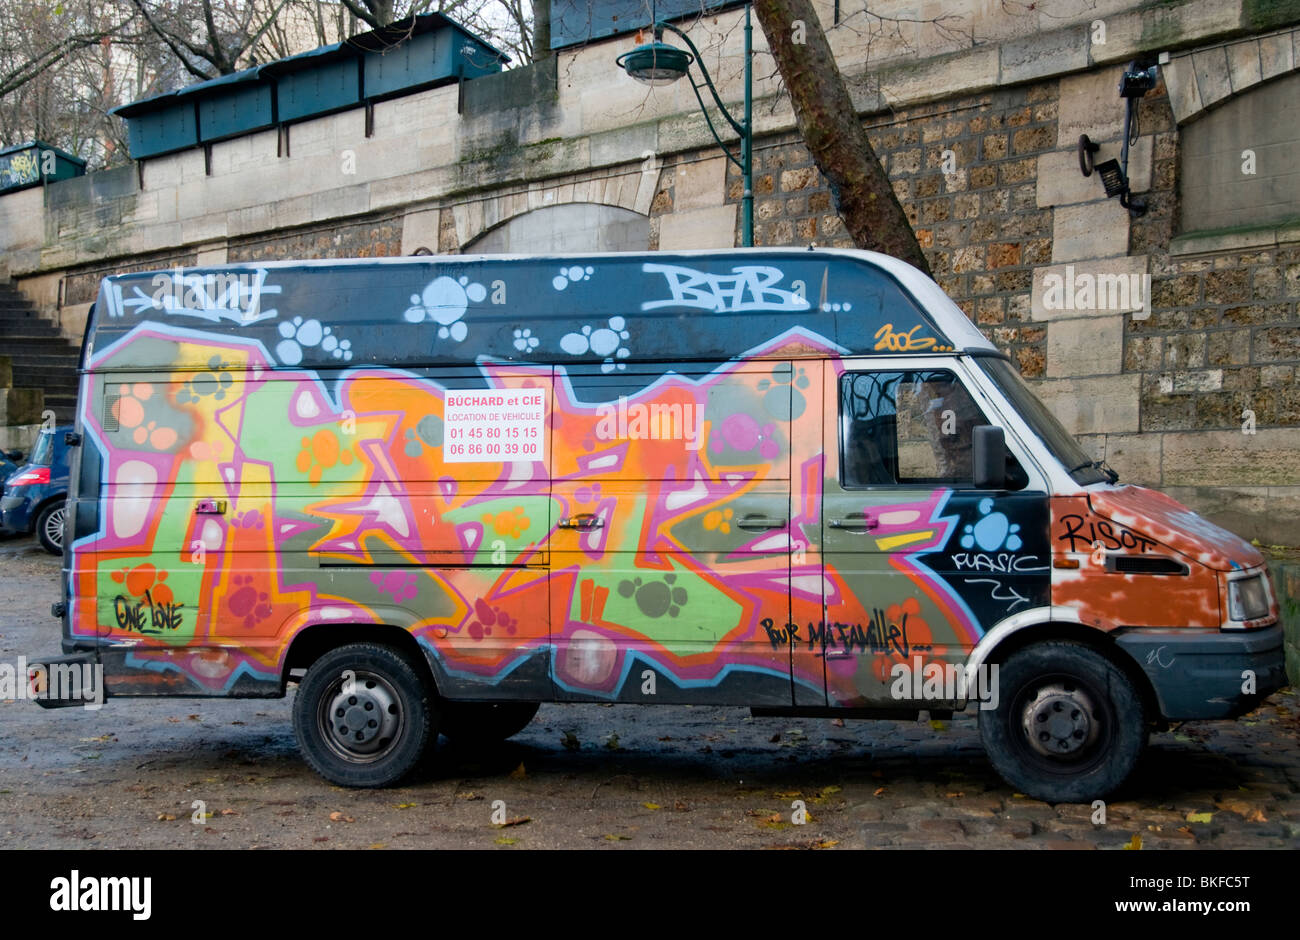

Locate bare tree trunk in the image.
[752,0,930,275]
[531,0,550,62]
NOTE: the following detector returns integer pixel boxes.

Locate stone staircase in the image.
[0,281,80,422]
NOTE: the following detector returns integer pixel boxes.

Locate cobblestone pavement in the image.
[2,534,1297,849]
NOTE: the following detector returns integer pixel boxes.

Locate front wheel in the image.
[36,500,65,555]
[292,643,435,788]
[979,641,1146,803]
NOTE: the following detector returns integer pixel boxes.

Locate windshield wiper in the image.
[1069,459,1119,483]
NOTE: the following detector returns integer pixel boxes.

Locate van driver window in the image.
[840,370,1018,487]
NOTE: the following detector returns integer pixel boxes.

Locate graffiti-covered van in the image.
[35,249,1285,800]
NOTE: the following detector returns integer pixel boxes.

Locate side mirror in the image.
[972,425,1006,489]
[4,450,22,461]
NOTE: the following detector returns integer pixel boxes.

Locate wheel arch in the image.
[281,621,436,695]
[966,606,1163,726]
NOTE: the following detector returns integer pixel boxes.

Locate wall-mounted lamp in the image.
[1078,60,1158,216]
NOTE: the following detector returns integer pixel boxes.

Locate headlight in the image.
[1228,575,1270,622]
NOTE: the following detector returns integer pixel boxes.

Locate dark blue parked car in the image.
[1,425,71,554]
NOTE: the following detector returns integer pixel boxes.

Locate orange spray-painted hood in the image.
[1087,485,1264,572]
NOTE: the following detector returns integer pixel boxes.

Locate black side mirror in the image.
[973,425,1006,489]
[4,450,22,461]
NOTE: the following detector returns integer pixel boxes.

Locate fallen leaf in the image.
[1122,833,1143,850]
[220,808,238,816]
[603,733,621,750]
[495,837,518,845]
[873,787,885,798]
[329,812,355,823]
[604,833,633,841]
[1185,811,1214,824]
[368,843,386,849]
[813,839,839,849]
[494,816,531,828]
[457,791,483,801]
[830,718,845,728]
[674,800,689,811]
[562,731,580,750]
[313,836,329,843]
[394,803,417,810]
[775,790,802,798]
[642,802,661,811]
[509,762,527,779]
[156,813,176,821]
[945,791,965,799]
[188,714,200,721]
[929,719,947,731]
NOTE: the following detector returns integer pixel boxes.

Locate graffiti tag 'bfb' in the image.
[641,263,812,313]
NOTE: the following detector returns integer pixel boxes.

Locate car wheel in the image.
[978,640,1146,804]
[292,643,435,788]
[440,701,540,746]
[36,501,66,555]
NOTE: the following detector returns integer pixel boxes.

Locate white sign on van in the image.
[443,388,546,463]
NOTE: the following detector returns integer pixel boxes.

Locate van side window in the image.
[840,370,1024,488]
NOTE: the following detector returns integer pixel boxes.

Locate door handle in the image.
[559,513,604,530]
[830,513,877,531]
[735,515,787,531]
[195,499,227,515]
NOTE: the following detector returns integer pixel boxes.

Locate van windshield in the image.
[976,357,1110,486]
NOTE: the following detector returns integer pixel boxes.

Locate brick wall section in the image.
[1131,89,1300,432]
[227,213,404,263]
[728,85,1058,379]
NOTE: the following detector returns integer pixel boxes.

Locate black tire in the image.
[292,643,435,788]
[440,701,540,745]
[35,500,65,555]
[978,641,1146,803]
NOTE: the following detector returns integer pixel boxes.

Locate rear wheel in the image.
[440,701,540,745]
[979,641,1146,803]
[292,643,435,788]
[36,500,65,555]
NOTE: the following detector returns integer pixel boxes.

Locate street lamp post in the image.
[616,7,754,247]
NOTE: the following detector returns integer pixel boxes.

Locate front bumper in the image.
[0,493,33,534]
[1114,623,1287,721]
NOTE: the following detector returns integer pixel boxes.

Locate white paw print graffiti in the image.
[552,265,594,290]
[276,317,351,365]
[404,275,487,343]
[560,316,631,373]
[513,328,540,353]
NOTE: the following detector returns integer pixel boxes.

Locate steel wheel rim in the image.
[316,669,405,764]
[1008,671,1112,776]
